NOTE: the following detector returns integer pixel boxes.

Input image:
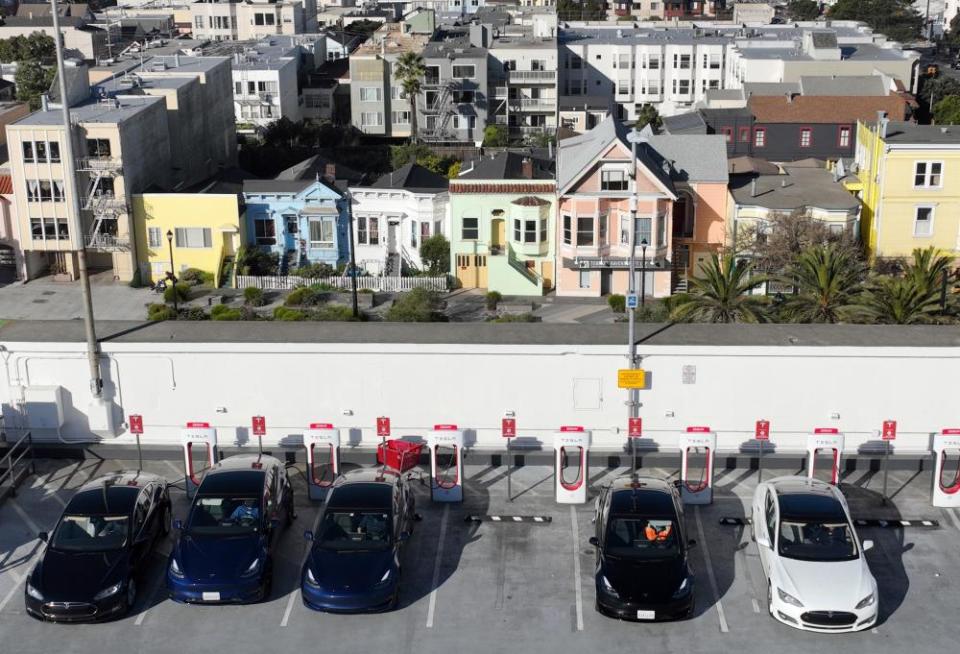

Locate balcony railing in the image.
[87,234,130,250]
[509,98,556,111]
[508,70,556,83]
[78,157,122,172]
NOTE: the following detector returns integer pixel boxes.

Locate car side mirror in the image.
[588,536,599,547]
[173,519,183,531]
[862,539,874,552]
[303,530,314,542]
[687,539,697,548]
[37,531,48,542]
[756,534,771,548]
[399,531,411,542]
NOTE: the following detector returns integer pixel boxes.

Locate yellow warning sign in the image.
[617,369,647,389]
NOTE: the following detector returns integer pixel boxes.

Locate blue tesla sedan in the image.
[301,468,417,612]
[166,455,294,604]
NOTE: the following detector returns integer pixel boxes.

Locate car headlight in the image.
[855,592,875,610]
[305,567,320,588]
[25,581,43,601]
[241,558,261,577]
[169,558,184,579]
[378,568,393,584]
[672,575,692,599]
[777,587,804,608]
[93,582,123,601]
[599,575,619,598]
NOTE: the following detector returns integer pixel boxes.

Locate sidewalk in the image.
[0,279,154,320]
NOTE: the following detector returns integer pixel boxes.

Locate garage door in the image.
[0,244,17,283]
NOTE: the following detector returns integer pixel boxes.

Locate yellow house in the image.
[132,193,243,287]
[848,120,960,260]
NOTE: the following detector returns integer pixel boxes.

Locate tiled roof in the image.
[449,182,554,194]
[0,175,12,195]
[748,95,909,124]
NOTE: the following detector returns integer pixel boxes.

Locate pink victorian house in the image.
[555,116,729,297]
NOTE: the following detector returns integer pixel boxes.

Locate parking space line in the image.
[570,506,584,632]
[9,499,42,535]
[425,503,450,629]
[946,509,960,532]
[751,599,760,613]
[134,553,170,626]
[281,506,323,627]
[694,506,729,634]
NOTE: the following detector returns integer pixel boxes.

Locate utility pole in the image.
[346,191,359,318]
[625,127,643,473]
[51,0,102,399]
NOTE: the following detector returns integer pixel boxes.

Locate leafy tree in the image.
[0,33,55,63]
[557,0,605,20]
[394,51,425,143]
[861,276,943,324]
[344,20,381,39]
[787,0,820,20]
[918,75,960,107]
[934,95,960,124]
[389,143,457,177]
[780,245,867,323]
[482,124,509,147]
[829,0,923,43]
[446,161,462,179]
[670,254,769,323]
[386,288,442,322]
[419,234,450,275]
[15,60,55,110]
[635,104,661,131]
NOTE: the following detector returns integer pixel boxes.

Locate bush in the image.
[482,124,509,147]
[485,290,502,311]
[274,306,307,321]
[608,294,626,313]
[312,304,362,321]
[236,246,279,276]
[493,313,538,323]
[147,303,176,321]
[211,304,243,321]
[308,282,338,292]
[285,287,319,306]
[163,282,191,304]
[386,288,441,322]
[181,268,213,286]
[419,234,450,275]
[636,300,671,323]
[293,262,336,278]
[177,307,208,321]
[243,286,266,306]
[128,268,143,289]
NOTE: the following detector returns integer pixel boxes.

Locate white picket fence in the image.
[235,275,449,292]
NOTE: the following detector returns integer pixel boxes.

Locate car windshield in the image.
[605,517,679,559]
[778,520,858,561]
[316,510,391,551]
[187,496,260,535]
[51,514,129,552]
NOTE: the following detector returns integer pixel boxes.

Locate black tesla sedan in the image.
[25,471,171,622]
[590,475,696,621]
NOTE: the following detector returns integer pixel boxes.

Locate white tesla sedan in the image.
[751,476,878,633]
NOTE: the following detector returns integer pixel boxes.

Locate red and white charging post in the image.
[129,414,144,471]
[377,416,390,455]
[628,417,643,472]
[881,419,896,503]
[252,415,266,455]
[755,419,770,482]
[502,417,516,501]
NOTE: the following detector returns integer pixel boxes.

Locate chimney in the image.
[876,110,889,138]
[40,93,49,112]
[324,162,336,183]
[521,157,533,179]
[750,178,757,197]
[174,53,180,67]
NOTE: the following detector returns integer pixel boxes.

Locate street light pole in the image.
[166,230,178,314]
[346,191,359,319]
[51,0,101,398]
[625,127,643,475]
[640,239,648,309]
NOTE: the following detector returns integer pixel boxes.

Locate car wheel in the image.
[160,504,172,536]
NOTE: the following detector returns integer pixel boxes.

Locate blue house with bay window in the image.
[242,178,349,272]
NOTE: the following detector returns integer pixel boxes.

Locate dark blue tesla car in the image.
[166,454,294,604]
[301,468,417,612]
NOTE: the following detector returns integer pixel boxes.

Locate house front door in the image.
[491,218,505,253]
[388,221,398,254]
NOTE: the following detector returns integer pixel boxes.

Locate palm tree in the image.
[670,253,769,323]
[780,245,866,323]
[905,246,953,297]
[862,276,942,324]
[394,52,426,143]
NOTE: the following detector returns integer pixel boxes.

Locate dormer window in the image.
[601,169,628,191]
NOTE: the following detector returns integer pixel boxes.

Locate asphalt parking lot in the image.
[1,456,958,654]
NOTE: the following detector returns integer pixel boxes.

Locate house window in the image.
[421,221,431,243]
[754,128,766,148]
[174,227,212,248]
[392,111,411,124]
[648,55,660,69]
[636,216,652,244]
[913,206,934,237]
[569,54,582,69]
[452,64,475,78]
[708,53,721,69]
[148,227,161,248]
[410,221,418,247]
[676,54,691,69]
[453,90,475,104]
[359,87,382,102]
[914,161,943,188]
[22,141,34,162]
[309,219,334,248]
[254,218,276,245]
[87,139,111,157]
[462,216,478,240]
[672,79,690,95]
[563,214,572,245]
[616,53,631,69]
[579,270,591,288]
[540,218,547,243]
[799,128,812,148]
[357,216,367,244]
[838,125,851,148]
[738,126,750,143]
[284,214,298,234]
[577,216,594,246]
[360,112,383,127]
[601,169,628,191]
[522,219,537,243]
[369,216,379,245]
[720,127,733,143]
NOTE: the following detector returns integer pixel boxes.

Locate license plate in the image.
[201,592,221,602]
[636,610,655,620]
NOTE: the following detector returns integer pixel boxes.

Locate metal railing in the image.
[86,234,131,250]
[508,70,556,83]
[509,98,556,110]
[236,274,450,292]
[0,430,35,503]
[78,157,122,172]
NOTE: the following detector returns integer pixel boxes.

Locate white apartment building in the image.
[191,0,317,41]
[559,21,920,119]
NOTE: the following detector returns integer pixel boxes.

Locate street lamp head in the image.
[166,229,173,242]
[640,238,648,246]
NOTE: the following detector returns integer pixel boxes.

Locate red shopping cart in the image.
[377,439,423,473]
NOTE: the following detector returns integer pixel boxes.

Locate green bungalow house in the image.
[448,151,556,295]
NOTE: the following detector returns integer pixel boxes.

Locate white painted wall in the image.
[1,337,957,457]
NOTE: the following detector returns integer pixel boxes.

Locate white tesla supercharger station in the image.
[181,422,218,498]
[932,428,960,508]
[806,428,845,485]
[428,424,464,503]
[553,426,591,504]
[304,423,340,501]
[679,426,716,505]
